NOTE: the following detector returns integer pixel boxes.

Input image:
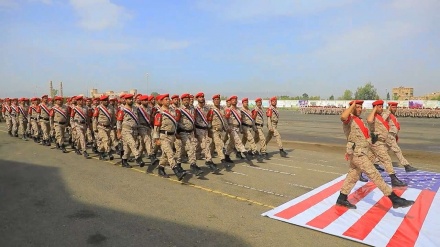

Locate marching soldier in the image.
[71,96,91,158]
[108,97,120,155]
[384,102,418,172]
[137,95,155,164]
[178,93,204,176]
[49,96,69,153]
[207,94,234,166]
[10,98,19,137]
[336,100,414,209]
[366,100,406,187]
[224,96,251,161]
[265,97,287,157]
[152,94,187,180]
[2,98,13,136]
[93,95,116,160]
[240,98,263,162]
[17,98,30,140]
[116,94,145,168]
[194,92,219,172]
[37,95,52,146]
[170,94,183,166]
[28,98,41,142]
[252,98,269,159]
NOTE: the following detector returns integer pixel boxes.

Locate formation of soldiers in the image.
[299,104,440,118]
[0,93,289,181]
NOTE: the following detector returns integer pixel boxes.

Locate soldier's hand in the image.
[269,128,274,132]
[155,138,161,146]
[117,132,122,140]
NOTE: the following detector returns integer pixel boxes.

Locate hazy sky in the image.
[1,0,439,98]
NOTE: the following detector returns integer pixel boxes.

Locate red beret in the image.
[41,95,48,99]
[148,95,155,101]
[5,98,10,101]
[349,100,364,105]
[18,98,24,102]
[255,98,262,102]
[135,94,142,98]
[228,95,237,101]
[31,97,38,101]
[195,92,204,98]
[372,100,384,106]
[123,94,134,99]
[270,96,277,101]
[242,98,248,103]
[181,93,190,99]
[189,94,194,98]
[171,94,179,99]
[12,98,18,101]
[100,95,109,101]
[212,94,220,100]
[156,94,169,101]
[139,95,149,101]
[54,96,63,101]
[75,95,84,101]
[388,102,398,107]
[109,97,117,101]
[48,98,52,102]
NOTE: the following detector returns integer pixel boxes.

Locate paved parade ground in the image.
[1,111,439,247]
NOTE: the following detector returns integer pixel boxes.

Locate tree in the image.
[151,92,159,96]
[302,93,309,100]
[329,95,335,100]
[51,89,58,97]
[354,82,379,100]
[339,90,353,100]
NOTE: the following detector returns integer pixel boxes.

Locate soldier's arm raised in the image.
[367,106,377,124]
[340,103,356,122]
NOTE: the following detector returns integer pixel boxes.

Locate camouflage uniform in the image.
[117,106,141,161]
[50,102,69,151]
[252,103,267,155]
[93,103,116,156]
[17,100,29,139]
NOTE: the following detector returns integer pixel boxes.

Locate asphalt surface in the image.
[1,112,439,247]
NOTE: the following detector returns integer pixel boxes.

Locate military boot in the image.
[388,192,415,209]
[223,154,234,163]
[280,149,288,157]
[390,174,407,187]
[8,131,12,136]
[404,165,417,172]
[262,152,270,160]
[374,164,385,172]
[149,154,158,164]
[61,144,67,153]
[75,149,82,155]
[22,134,28,141]
[236,152,243,159]
[172,166,186,181]
[206,161,220,173]
[56,143,61,150]
[107,152,113,160]
[243,152,251,161]
[190,163,204,176]
[98,152,105,160]
[136,157,145,167]
[158,166,169,178]
[359,173,368,182]
[336,193,356,209]
[121,159,132,168]
[83,151,89,159]
[255,151,264,162]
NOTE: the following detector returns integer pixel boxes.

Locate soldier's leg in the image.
[137,128,147,157]
[273,128,283,149]
[12,117,18,135]
[213,130,225,160]
[370,143,395,175]
[243,128,257,153]
[257,127,267,154]
[77,125,87,152]
[202,131,213,162]
[182,134,197,165]
[122,130,132,160]
[6,117,12,133]
[174,138,183,163]
[265,130,274,145]
[386,135,409,166]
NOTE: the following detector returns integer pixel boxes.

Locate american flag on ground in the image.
[262,168,440,247]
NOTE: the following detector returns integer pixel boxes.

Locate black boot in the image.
[149,154,158,164]
[33,137,38,143]
[8,131,12,136]
[121,159,132,168]
[190,163,204,176]
[236,152,243,159]
[374,164,385,172]
[83,151,89,159]
[92,145,99,154]
[254,151,263,162]
[388,192,415,209]
[359,173,368,182]
[223,155,234,163]
[390,174,407,187]
[108,150,114,160]
[56,143,61,150]
[243,152,251,161]
[262,152,270,160]
[61,144,67,153]
[136,157,145,167]
[206,161,220,173]
[22,134,28,141]
[75,149,82,155]
[98,152,105,160]
[158,166,169,178]
[172,166,186,181]
[336,193,356,209]
[280,149,288,157]
[404,165,417,172]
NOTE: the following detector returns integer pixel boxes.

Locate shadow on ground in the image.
[0,159,249,247]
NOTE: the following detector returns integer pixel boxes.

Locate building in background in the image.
[392,86,414,100]
[90,89,138,99]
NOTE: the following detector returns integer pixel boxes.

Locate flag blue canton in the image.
[381,167,440,192]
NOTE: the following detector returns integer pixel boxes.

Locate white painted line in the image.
[224,181,288,197]
[306,168,344,175]
[241,164,295,176]
[288,183,315,190]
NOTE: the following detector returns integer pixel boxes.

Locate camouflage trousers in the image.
[5,116,12,132]
[386,133,409,166]
[254,126,267,153]
[241,126,257,153]
[74,124,87,152]
[40,120,50,141]
[159,133,177,168]
[137,126,152,157]
[110,129,118,151]
[195,128,212,162]
[177,132,196,164]
[11,115,18,134]
[226,127,246,155]
[121,128,140,160]
[341,151,392,196]
[18,118,28,136]
[211,128,225,160]
[96,126,111,153]
[54,123,66,146]
[174,138,183,161]
[266,123,283,149]
[370,141,395,175]
[30,119,40,138]
[86,127,94,144]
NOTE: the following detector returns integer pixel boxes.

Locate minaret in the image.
[60,82,63,97]
[50,81,54,97]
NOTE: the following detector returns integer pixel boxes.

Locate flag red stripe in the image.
[274,179,345,220]
[387,190,436,247]
[343,189,405,240]
[306,182,376,229]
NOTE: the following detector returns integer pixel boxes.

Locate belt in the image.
[177,128,193,133]
[195,124,208,130]
[160,130,175,135]
[74,119,86,124]
[98,123,111,128]
[31,117,38,120]
[231,124,240,128]
[242,123,253,128]
[139,123,151,128]
[54,121,66,124]
[41,117,49,121]
[255,123,263,127]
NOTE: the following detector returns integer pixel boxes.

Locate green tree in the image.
[309,96,321,100]
[354,82,379,100]
[302,93,309,100]
[329,95,335,100]
[338,89,353,100]
[151,92,159,96]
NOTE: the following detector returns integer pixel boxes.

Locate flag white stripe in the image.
[414,190,440,247]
